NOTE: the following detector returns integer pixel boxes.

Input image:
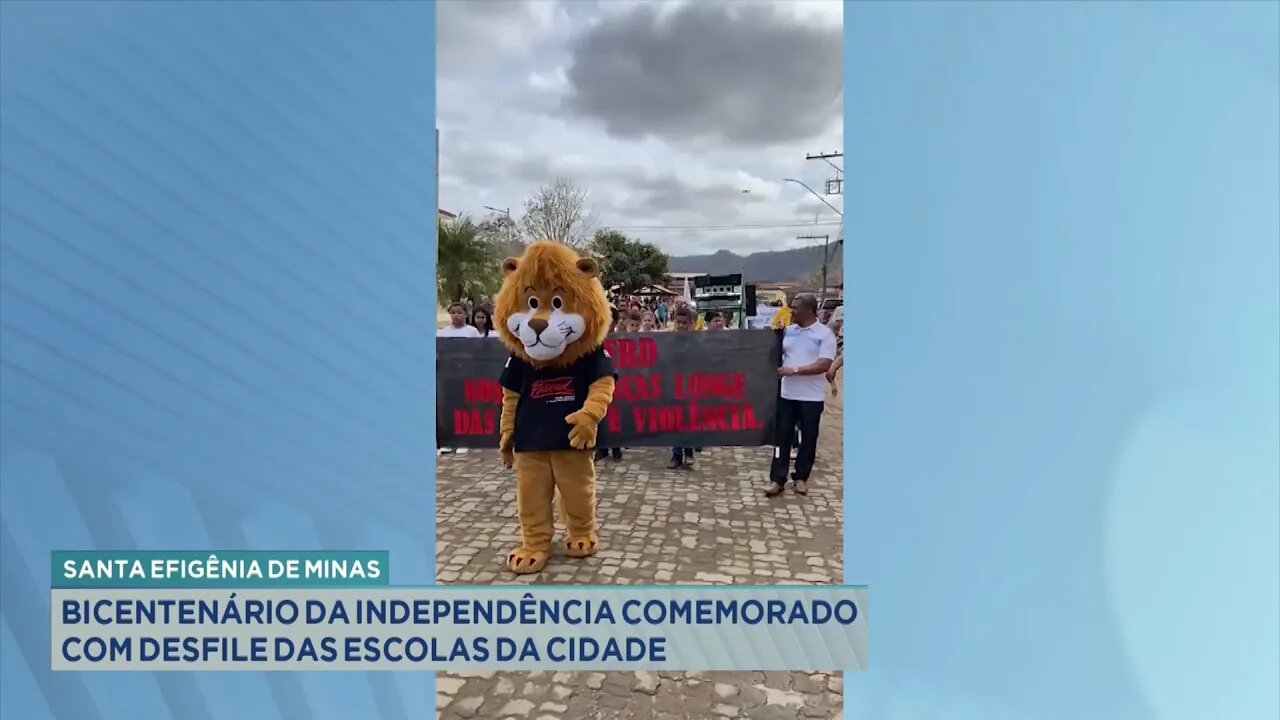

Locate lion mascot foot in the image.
[506,547,549,574]
[564,534,599,558]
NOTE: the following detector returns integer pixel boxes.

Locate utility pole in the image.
[805,152,845,300]
[797,233,837,301]
[806,151,844,196]
[484,206,513,249]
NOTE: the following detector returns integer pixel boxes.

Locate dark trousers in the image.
[770,398,824,484]
[671,447,694,462]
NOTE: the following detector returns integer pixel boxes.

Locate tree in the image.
[807,267,826,293]
[519,177,596,248]
[437,214,503,303]
[589,229,669,295]
[478,211,524,259]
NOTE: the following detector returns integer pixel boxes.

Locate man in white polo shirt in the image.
[767,293,837,497]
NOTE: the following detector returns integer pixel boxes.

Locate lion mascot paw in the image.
[493,241,615,574]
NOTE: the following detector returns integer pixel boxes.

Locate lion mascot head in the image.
[494,241,612,367]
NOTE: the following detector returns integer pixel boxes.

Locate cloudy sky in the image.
[437,0,844,256]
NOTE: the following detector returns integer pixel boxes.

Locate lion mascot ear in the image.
[502,257,520,276]
[576,257,598,278]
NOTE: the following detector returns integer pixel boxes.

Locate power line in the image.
[606,220,842,232]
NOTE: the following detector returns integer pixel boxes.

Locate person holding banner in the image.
[595,310,626,463]
[437,302,479,456]
[767,294,837,497]
[666,306,698,470]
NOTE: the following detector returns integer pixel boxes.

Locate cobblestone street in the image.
[436,383,845,719]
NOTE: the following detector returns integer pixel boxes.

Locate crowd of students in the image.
[436,300,501,339]
[607,300,726,334]
[436,294,846,497]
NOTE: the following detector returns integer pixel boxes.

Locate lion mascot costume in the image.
[493,241,616,575]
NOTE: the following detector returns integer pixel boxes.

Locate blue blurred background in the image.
[843,2,1278,719]
[1,1,1276,719]
[0,2,436,719]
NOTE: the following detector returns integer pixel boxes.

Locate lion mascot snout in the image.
[493,241,616,574]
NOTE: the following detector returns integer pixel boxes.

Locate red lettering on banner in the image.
[614,373,662,402]
[453,408,496,435]
[672,372,745,400]
[629,403,762,434]
[464,378,503,404]
[438,332,781,447]
[603,337,658,369]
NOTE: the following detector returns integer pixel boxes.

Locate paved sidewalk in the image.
[436,671,844,719]
[436,380,844,719]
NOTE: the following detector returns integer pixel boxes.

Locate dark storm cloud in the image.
[436,0,561,77]
[561,2,842,145]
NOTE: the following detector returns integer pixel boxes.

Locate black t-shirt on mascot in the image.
[500,347,617,452]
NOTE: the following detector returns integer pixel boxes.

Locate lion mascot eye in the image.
[552,296,564,310]
[528,297,539,310]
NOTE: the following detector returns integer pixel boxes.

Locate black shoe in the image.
[594,448,608,461]
[611,448,622,460]
[695,447,704,453]
[683,457,695,470]
[667,457,683,470]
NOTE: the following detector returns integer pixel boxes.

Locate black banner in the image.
[437,330,782,448]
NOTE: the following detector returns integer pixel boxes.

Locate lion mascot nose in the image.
[527,317,549,335]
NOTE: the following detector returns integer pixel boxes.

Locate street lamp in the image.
[484,206,513,247]
[783,178,842,217]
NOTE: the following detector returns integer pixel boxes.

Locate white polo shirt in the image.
[780,321,838,402]
[437,324,480,338]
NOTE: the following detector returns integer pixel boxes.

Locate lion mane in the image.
[494,241,612,368]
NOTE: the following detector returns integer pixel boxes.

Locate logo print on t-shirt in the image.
[530,377,576,403]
